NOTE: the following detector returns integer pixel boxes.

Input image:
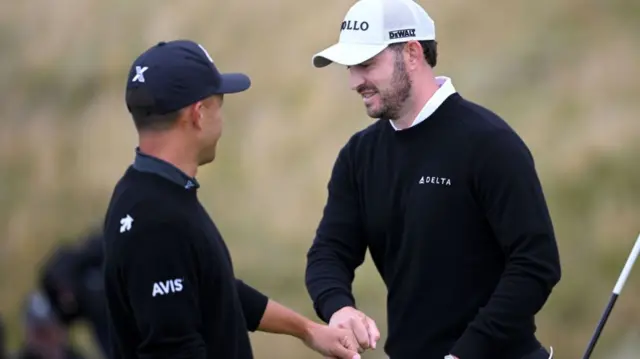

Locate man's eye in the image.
[347,64,370,70]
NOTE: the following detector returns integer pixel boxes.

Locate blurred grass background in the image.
[1,0,639,358]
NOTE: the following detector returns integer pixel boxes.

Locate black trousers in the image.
[520,346,553,359]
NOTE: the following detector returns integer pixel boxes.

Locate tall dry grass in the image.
[1,0,639,358]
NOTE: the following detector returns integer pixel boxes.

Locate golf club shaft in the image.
[582,293,618,359]
[582,233,640,359]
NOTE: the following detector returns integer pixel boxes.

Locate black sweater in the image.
[305,93,561,359]
[103,164,268,359]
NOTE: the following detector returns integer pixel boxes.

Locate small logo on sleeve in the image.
[119,215,134,233]
[152,278,184,297]
[419,176,451,186]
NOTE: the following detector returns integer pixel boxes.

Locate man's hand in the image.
[303,322,362,359]
[329,306,380,351]
[255,299,361,358]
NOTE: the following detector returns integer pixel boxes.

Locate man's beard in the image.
[367,56,411,121]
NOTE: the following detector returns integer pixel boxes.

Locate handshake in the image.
[304,306,380,359]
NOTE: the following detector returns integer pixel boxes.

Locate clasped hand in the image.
[323,306,381,358]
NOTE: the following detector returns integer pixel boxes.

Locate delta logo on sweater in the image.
[152,278,184,297]
[418,176,452,186]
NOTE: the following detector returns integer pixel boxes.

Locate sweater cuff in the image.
[319,293,355,323]
[450,327,492,359]
[235,280,269,332]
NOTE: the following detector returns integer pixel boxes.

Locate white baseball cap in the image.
[312,0,436,68]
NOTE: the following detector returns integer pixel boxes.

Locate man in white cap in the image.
[305,0,561,358]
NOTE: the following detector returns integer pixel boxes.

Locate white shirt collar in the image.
[389,76,457,131]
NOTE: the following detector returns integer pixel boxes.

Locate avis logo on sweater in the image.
[152,278,183,297]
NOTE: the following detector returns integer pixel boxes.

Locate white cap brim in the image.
[312,42,388,68]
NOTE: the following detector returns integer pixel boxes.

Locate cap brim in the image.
[312,43,388,68]
[217,73,251,94]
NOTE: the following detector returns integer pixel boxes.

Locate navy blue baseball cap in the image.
[125,39,251,115]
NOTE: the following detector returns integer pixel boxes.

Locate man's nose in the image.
[348,68,364,91]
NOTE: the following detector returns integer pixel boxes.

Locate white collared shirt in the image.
[389,76,457,131]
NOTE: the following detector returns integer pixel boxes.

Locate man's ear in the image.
[187,102,204,130]
[405,40,423,70]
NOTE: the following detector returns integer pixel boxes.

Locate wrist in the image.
[257,300,318,340]
[300,319,321,342]
[320,292,355,322]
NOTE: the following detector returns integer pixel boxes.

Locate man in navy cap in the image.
[102,40,363,359]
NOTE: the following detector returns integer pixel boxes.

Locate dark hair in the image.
[125,87,182,132]
[388,40,438,68]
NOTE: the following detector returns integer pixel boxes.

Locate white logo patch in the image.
[132,66,148,83]
[119,214,134,233]
[152,278,184,297]
[418,176,451,186]
[197,44,214,63]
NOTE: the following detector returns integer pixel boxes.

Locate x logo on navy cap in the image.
[125,39,252,115]
[132,66,148,83]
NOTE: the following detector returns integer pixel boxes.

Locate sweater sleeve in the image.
[120,222,206,359]
[235,279,269,332]
[305,141,368,323]
[450,130,561,358]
